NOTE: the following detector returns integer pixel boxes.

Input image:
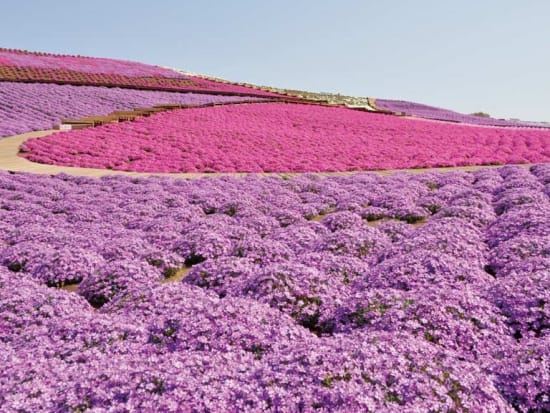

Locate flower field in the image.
[373,98,549,128]
[0,48,187,78]
[0,48,281,97]
[0,82,267,138]
[21,102,550,173]
[0,165,548,411]
[1,44,549,413]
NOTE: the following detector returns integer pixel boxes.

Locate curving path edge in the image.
[0,129,532,179]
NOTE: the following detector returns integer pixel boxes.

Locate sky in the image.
[2,0,549,121]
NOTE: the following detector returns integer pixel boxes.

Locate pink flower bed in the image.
[0,47,185,78]
[21,103,550,173]
[0,48,283,97]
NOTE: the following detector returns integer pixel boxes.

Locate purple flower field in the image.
[374,98,550,128]
[0,82,267,138]
[1,165,548,411]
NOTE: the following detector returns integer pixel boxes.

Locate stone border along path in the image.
[0,128,531,178]
[56,98,290,130]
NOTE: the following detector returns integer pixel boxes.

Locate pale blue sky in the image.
[2,0,549,121]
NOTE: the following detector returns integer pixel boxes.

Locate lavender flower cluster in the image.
[0,81,266,137]
[0,165,548,411]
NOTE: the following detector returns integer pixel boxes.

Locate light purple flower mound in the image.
[0,164,549,411]
[0,81,266,138]
[375,98,550,128]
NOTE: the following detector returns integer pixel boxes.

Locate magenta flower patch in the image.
[21,103,550,172]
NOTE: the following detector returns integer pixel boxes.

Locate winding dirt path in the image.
[0,129,530,178]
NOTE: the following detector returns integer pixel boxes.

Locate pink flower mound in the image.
[21,103,550,173]
[0,48,185,79]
